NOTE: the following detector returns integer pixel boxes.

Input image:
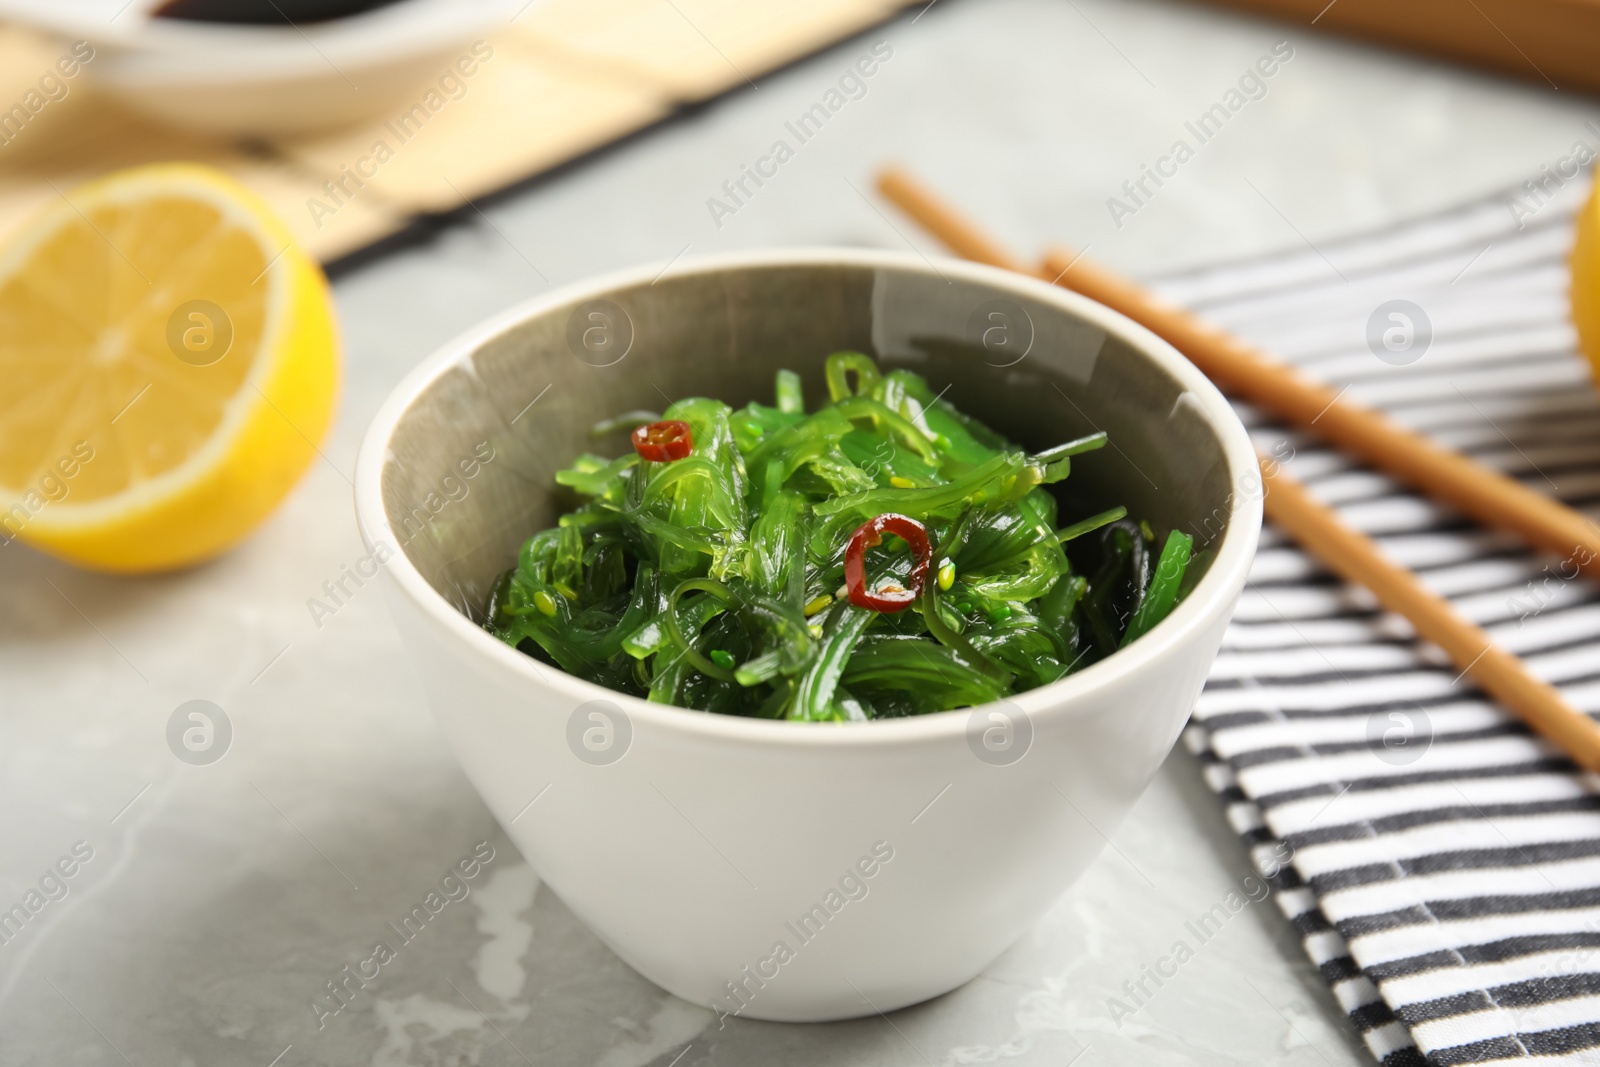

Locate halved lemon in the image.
[1574,175,1600,390]
[0,163,339,573]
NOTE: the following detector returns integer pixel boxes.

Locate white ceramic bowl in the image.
[0,0,523,135]
[354,249,1262,1022]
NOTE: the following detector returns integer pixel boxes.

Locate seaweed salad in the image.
[484,352,1195,720]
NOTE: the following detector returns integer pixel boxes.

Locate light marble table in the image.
[3,0,1595,1063]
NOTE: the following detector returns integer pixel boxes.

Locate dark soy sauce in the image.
[153,0,408,24]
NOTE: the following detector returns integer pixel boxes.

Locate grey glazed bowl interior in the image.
[375,249,1244,668]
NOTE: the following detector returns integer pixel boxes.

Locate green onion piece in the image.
[1032,432,1107,484]
[1032,431,1108,464]
[775,369,804,414]
[1057,506,1128,543]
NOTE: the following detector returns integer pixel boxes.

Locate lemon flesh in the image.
[0,164,339,573]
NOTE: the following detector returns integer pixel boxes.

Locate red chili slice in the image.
[844,513,932,613]
[631,419,693,462]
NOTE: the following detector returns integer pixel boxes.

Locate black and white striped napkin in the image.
[1151,173,1600,1065]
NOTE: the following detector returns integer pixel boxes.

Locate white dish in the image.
[0,0,525,135]
[353,248,1263,1021]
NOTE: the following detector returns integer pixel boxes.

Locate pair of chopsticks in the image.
[875,166,1600,773]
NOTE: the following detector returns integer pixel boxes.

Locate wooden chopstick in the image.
[874,165,1600,773]
[1259,458,1600,770]
[877,166,1600,583]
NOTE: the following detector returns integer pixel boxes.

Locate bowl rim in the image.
[354,246,1262,748]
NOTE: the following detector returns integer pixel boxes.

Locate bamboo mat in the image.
[0,0,918,263]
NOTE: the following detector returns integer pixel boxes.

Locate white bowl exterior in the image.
[382,569,1239,1020]
[355,248,1262,1021]
[89,49,469,136]
[9,0,525,135]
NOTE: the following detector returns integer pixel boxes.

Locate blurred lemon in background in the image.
[1573,175,1600,388]
[0,163,339,573]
